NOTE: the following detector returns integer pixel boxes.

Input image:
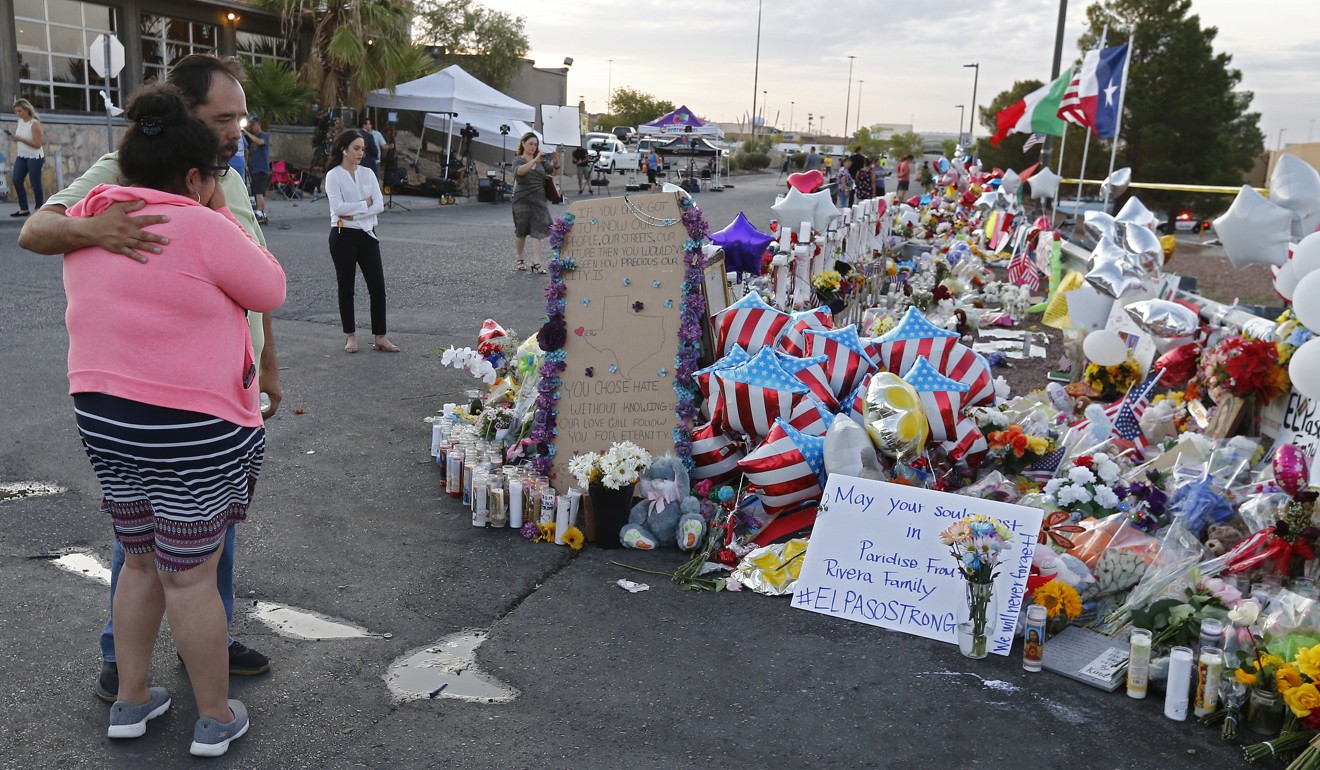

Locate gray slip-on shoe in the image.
[107,687,172,738]
[189,699,249,757]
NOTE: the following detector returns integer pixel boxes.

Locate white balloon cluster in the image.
[1215,154,1320,271]
[1083,195,1163,299]
[1286,232,1320,399]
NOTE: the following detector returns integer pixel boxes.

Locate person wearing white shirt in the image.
[325,130,398,353]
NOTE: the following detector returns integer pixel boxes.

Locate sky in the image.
[480,0,1320,148]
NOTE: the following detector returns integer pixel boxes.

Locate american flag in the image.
[802,325,879,400]
[691,421,745,483]
[1113,401,1150,458]
[1024,445,1068,483]
[1023,133,1047,153]
[1072,367,1165,439]
[739,418,827,517]
[714,291,790,356]
[1007,249,1041,293]
[942,343,997,407]
[1057,48,1100,127]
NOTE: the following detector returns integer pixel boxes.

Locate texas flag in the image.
[1057,43,1130,139]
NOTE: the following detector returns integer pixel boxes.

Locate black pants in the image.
[328,228,387,335]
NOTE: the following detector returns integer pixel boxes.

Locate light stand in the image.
[383,180,411,211]
[497,124,511,204]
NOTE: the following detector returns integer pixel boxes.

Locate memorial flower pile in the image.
[1198,333,1290,403]
[1043,453,1124,522]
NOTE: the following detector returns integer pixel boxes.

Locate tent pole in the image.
[444,113,455,187]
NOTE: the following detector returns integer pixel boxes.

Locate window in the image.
[139,13,216,87]
[15,0,119,113]
[236,31,295,70]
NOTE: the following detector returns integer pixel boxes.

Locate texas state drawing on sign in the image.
[574,295,667,378]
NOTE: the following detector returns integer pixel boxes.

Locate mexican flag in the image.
[991,68,1073,147]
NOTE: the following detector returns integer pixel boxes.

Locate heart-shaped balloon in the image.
[863,372,928,462]
[1274,443,1311,498]
[787,170,824,194]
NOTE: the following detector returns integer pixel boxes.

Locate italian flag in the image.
[991,68,1073,147]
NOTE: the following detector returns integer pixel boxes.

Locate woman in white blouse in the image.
[326,130,398,353]
[8,99,44,217]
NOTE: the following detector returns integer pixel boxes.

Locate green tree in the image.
[1078,0,1265,210]
[413,0,530,90]
[606,87,677,131]
[940,138,959,158]
[851,126,887,158]
[886,130,925,159]
[257,0,434,110]
[242,60,316,126]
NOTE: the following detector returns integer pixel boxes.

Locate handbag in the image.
[544,176,563,204]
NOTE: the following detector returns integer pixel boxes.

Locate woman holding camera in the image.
[511,132,554,274]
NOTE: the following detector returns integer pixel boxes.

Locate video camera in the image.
[460,123,480,140]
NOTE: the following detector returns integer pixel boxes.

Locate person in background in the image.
[836,157,855,209]
[873,155,888,198]
[822,153,834,180]
[645,147,661,189]
[848,146,866,178]
[18,52,278,709]
[62,82,285,758]
[242,116,270,223]
[804,146,823,173]
[326,130,397,354]
[511,131,553,274]
[855,156,873,202]
[572,145,591,195]
[8,99,45,216]
[896,154,913,198]
[227,127,245,182]
[445,151,467,189]
[357,118,380,176]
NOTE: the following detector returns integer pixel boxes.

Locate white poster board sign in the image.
[541,105,582,147]
[793,476,1043,656]
[1270,391,1320,489]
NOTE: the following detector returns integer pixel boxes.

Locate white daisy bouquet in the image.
[568,441,653,490]
[1042,451,1124,522]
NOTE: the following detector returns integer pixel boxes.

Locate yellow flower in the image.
[1297,646,1320,681]
[1235,669,1258,687]
[1278,664,1304,692]
[1026,435,1051,455]
[537,522,556,543]
[562,526,584,551]
[1285,683,1320,718]
[1033,580,1082,620]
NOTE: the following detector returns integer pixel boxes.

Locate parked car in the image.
[587,137,632,173]
[611,126,634,143]
[1154,209,1212,234]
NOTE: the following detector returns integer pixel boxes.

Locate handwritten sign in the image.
[1268,391,1320,489]
[552,193,688,492]
[792,476,1044,656]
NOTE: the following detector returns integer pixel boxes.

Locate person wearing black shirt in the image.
[572,146,592,195]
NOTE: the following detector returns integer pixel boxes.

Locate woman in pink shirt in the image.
[62,84,284,755]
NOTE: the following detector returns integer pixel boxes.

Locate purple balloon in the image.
[709,212,774,275]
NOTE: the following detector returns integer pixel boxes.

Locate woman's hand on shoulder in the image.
[207,178,227,211]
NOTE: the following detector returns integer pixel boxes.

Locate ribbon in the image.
[646,469,683,516]
[1224,527,1317,576]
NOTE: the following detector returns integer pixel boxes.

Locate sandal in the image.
[372,337,401,353]
[530,263,547,274]
[344,334,358,354]
[516,260,528,271]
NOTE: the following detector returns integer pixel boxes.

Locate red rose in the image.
[1074,456,1095,469]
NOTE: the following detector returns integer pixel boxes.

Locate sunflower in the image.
[1033,580,1082,620]
[537,522,556,543]
[562,526,584,551]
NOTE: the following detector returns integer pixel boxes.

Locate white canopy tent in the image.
[421,114,551,155]
[367,65,538,174]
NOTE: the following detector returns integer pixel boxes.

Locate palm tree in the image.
[242,60,316,126]
[257,0,435,111]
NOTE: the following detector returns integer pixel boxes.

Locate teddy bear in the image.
[621,455,706,551]
[1205,524,1245,556]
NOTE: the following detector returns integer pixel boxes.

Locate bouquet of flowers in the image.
[1083,357,1141,401]
[440,346,498,385]
[1276,309,1315,365]
[985,423,1055,475]
[567,441,653,490]
[1198,333,1290,404]
[1033,579,1082,622]
[1043,453,1124,522]
[941,515,1014,658]
[810,269,842,304]
[477,405,515,441]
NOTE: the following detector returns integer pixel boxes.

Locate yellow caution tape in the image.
[1061,178,1267,195]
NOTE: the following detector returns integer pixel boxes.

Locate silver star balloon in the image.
[1101,167,1131,199]
[1118,221,1165,273]
[1115,196,1157,228]
[1083,210,1118,241]
[1125,299,1200,339]
[1086,236,1149,298]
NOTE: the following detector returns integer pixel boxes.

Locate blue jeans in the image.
[13,156,44,211]
[100,525,237,662]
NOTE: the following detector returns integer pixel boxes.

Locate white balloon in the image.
[1275,260,1301,302]
[1001,169,1020,195]
[1292,232,1320,280]
[1029,167,1061,201]
[823,416,882,480]
[807,189,843,232]
[1271,154,1320,224]
[1213,185,1294,269]
[1082,329,1129,367]
[771,188,816,232]
[1290,338,1320,401]
[1294,270,1320,333]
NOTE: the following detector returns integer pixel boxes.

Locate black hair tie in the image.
[139,116,163,136]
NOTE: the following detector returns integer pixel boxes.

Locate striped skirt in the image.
[74,393,264,572]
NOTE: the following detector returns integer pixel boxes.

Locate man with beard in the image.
[18,53,278,700]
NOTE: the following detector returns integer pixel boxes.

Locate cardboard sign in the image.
[792,476,1044,656]
[1270,391,1320,488]
[552,193,688,492]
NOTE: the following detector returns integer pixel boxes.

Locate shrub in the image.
[741,151,771,170]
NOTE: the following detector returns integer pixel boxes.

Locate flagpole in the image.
[1052,124,1068,224]
[1070,28,1106,236]
[1102,33,1136,210]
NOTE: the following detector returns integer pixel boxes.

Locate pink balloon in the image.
[1274,443,1311,498]
[787,170,824,194]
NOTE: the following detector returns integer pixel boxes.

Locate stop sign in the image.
[88,34,125,79]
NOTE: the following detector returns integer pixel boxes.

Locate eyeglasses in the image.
[212,165,231,178]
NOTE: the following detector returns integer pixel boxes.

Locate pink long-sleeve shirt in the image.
[64,184,287,427]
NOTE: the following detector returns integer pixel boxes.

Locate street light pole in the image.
[856,81,863,137]
[790,101,795,134]
[843,55,856,142]
[607,59,613,111]
[963,62,980,146]
[955,105,965,145]
[751,0,763,142]
[1042,0,1067,168]
[1279,128,1287,150]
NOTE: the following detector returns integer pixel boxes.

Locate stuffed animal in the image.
[621,455,706,551]
[1206,524,1245,556]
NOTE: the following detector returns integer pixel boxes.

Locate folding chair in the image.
[270,161,303,200]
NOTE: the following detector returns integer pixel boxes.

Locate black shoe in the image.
[95,660,118,703]
[227,641,271,676]
[10,210,30,217]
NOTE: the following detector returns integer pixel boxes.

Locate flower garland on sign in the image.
[527,196,710,478]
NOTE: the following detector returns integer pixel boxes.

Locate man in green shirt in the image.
[18,53,277,701]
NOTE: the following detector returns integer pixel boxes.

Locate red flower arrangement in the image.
[1198,334,1290,404]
